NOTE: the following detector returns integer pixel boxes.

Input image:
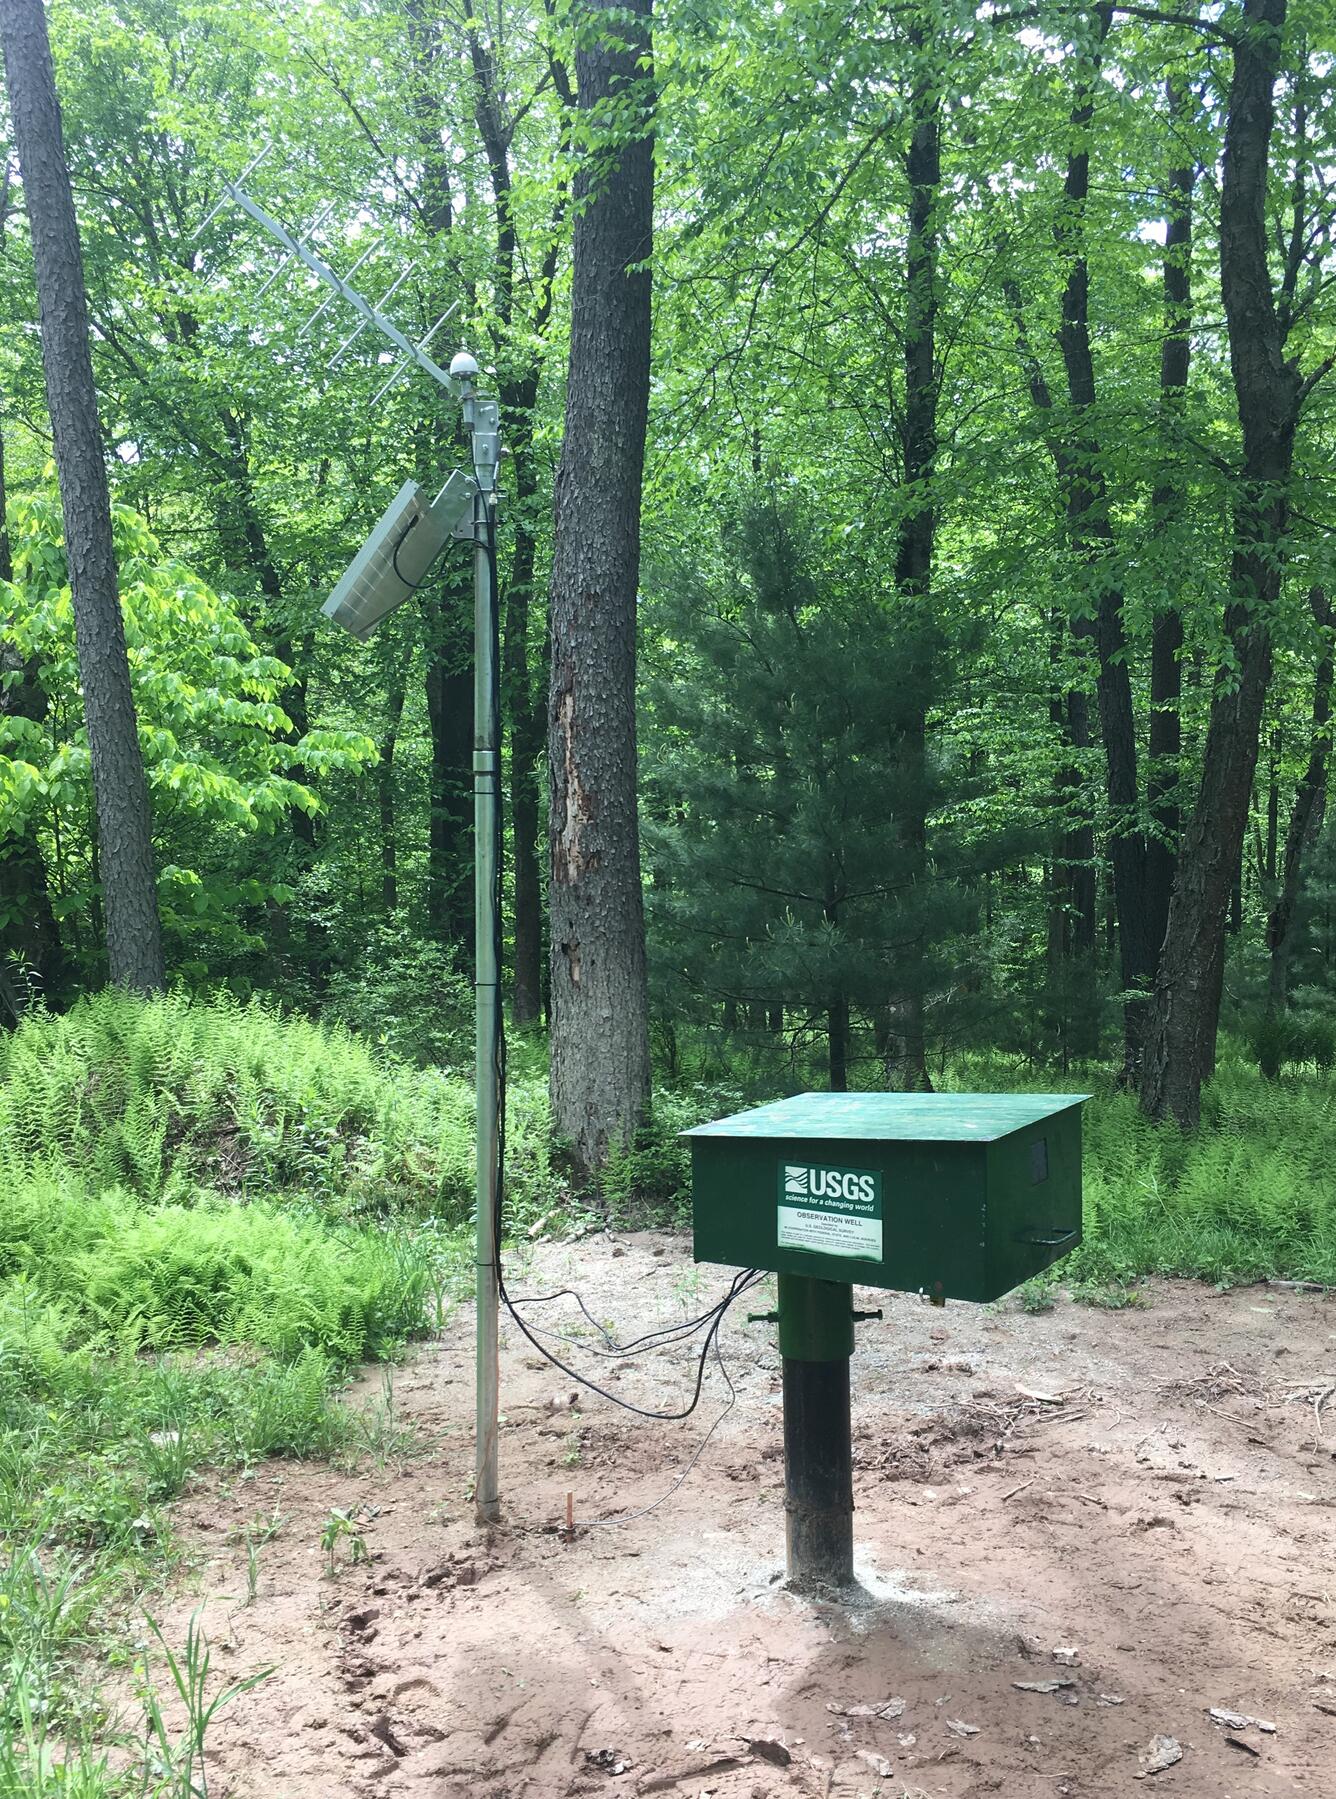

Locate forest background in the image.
[6,0,1336,1149]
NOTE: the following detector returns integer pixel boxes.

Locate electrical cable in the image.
[504,1279,763,1358]
[389,511,446,593]
[581,1317,744,1530]
[501,1265,761,1421]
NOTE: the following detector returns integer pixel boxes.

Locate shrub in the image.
[322,926,475,1068]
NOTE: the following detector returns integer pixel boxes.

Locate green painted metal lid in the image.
[682,1091,1089,1143]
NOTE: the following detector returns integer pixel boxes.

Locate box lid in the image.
[681,1091,1089,1143]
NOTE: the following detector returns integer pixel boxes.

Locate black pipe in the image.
[782,1354,854,1589]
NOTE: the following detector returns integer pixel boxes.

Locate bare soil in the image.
[152,1231,1336,1798]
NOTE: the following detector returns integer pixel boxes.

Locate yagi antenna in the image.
[254,201,337,300]
[297,237,381,340]
[328,261,420,368]
[196,146,460,401]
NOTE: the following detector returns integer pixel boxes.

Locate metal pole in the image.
[777,1273,855,1589]
[462,364,502,1525]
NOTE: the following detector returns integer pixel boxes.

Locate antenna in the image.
[198,154,458,397]
[198,153,506,1527]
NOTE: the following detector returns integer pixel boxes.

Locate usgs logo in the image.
[784,1163,877,1206]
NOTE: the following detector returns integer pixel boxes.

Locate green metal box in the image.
[685,1092,1087,1303]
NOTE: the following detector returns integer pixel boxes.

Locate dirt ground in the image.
[150,1231,1336,1798]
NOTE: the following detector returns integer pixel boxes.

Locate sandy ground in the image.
[144,1231,1336,1798]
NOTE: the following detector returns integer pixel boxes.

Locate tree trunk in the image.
[498,360,549,1024]
[1145,78,1195,969]
[1003,289,1097,1005]
[0,0,163,994]
[0,422,63,1014]
[881,996,931,1093]
[424,574,474,949]
[464,0,551,1020]
[827,995,849,1092]
[1052,4,1151,1079]
[885,31,939,1096]
[547,0,654,1171]
[498,356,555,1027]
[1141,0,1300,1125]
[1266,588,1334,1014]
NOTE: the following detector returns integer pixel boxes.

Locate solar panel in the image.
[321,472,473,639]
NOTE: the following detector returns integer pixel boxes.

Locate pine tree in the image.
[646,497,979,1089]
[547,0,654,1169]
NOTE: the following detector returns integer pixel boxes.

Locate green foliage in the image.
[1072,1051,1336,1287]
[321,926,475,1068]
[591,1083,749,1226]
[0,991,500,1785]
[0,489,375,985]
[644,495,1002,1079]
[0,1188,428,1365]
[319,1508,369,1577]
[1244,1007,1336,1080]
[0,986,557,1225]
[1015,1274,1058,1314]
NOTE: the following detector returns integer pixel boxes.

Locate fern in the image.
[0,988,556,1225]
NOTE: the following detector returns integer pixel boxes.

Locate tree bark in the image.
[547,0,653,1171]
[1,0,164,994]
[884,31,939,1095]
[1266,588,1334,1014]
[1145,78,1195,969]
[505,487,547,1025]
[827,994,849,1092]
[1141,0,1300,1125]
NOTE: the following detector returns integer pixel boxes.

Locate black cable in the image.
[390,512,444,593]
[507,1271,765,1371]
[505,1279,763,1358]
[500,1264,760,1421]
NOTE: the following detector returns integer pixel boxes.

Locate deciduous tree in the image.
[0,0,164,993]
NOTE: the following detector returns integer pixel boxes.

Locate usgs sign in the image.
[778,1161,883,1262]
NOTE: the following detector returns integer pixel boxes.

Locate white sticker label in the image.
[777,1161,883,1262]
